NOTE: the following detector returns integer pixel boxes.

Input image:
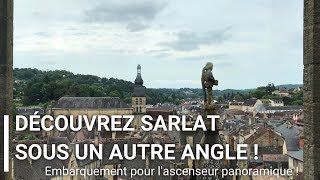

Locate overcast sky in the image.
[14,0,303,89]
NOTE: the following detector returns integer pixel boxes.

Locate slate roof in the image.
[16,106,45,115]
[134,74,143,86]
[274,122,301,139]
[54,97,129,109]
[274,122,302,151]
[14,156,64,180]
[132,64,146,96]
[243,98,257,106]
[265,106,303,111]
[285,138,300,151]
[132,85,146,97]
[266,119,284,129]
[287,150,303,162]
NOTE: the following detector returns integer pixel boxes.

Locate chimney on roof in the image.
[299,137,304,149]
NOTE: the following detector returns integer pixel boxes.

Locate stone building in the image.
[131,64,147,131]
[287,150,303,176]
[243,127,284,167]
[256,99,284,107]
[45,64,148,137]
[46,96,132,138]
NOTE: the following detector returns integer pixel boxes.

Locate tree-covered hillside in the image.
[14,68,205,106]
[13,68,303,107]
[14,68,134,106]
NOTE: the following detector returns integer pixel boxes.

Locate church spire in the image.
[132,64,146,97]
[134,64,143,85]
[132,64,147,131]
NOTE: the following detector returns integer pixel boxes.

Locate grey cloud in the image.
[84,0,167,31]
[126,22,149,32]
[153,52,171,58]
[178,54,227,61]
[34,32,52,37]
[161,27,232,51]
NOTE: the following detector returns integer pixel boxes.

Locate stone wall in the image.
[0,0,13,179]
[303,0,320,179]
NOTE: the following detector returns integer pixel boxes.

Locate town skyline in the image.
[14,67,302,90]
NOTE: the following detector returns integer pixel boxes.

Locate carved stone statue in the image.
[201,62,218,106]
[197,62,224,180]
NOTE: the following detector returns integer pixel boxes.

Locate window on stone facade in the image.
[135,98,138,105]
[140,98,142,104]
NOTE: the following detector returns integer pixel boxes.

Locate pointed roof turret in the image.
[134,64,144,85]
[133,64,146,97]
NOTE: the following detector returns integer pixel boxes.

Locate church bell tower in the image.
[132,64,146,131]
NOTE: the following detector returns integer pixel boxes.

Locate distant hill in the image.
[276,84,303,89]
